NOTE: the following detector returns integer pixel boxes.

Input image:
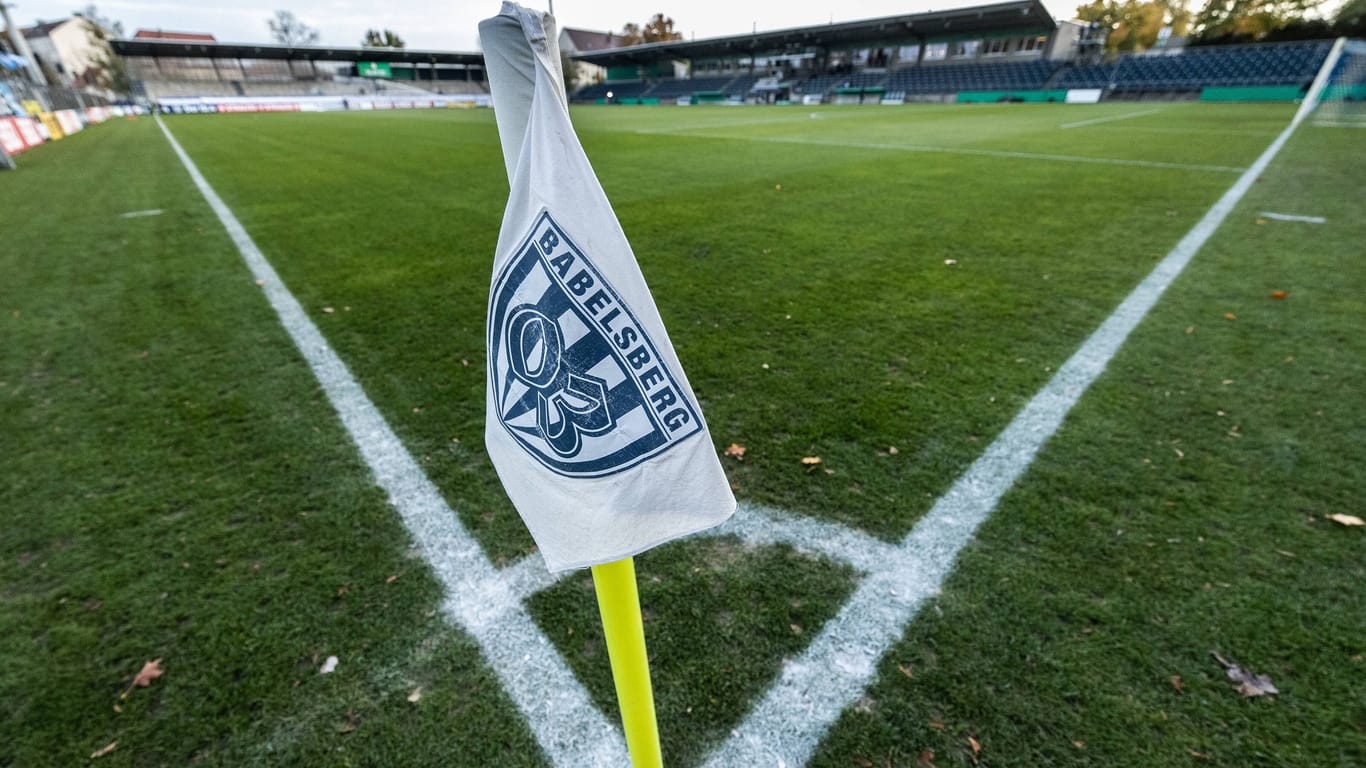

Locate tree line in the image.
[1077,0,1366,52]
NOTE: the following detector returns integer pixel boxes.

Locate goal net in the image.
[1312,39,1366,128]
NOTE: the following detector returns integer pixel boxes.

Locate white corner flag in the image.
[479,2,735,572]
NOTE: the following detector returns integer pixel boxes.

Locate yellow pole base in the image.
[592,556,663,768]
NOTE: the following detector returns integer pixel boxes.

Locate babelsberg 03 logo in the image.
[488,210,701,477]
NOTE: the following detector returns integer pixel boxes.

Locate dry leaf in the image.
[896,663,913,678]
[1212,652,1278,697]
[91,741,118,759]
[322,307,335,314]
[407,687,422,703]
[724,443,746,460]
[1190,750,1212,760]
[1073,741,1086,749]
[1223,312,1237,320]
[1170,675,1183,693]
[968,735,982,755]
[385,574,398,584]
[320,655,339,674]
[1270,290,1287,299]
[1327,513,1364,527]
[888,446,899,455]
[944,259,957,265]
[916,750,937,768]
[132,659,163,687]
[928,721,945,729]
[853,759,874,767]
[800,456,822,466]
[1255,218,1266,224]
[254,279,266,286]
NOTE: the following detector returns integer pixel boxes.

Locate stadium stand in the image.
[1052,39,1332,93]
[885,60,1061,95]
[646,76,733,99]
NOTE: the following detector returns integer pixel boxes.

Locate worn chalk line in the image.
[699,36,1348,768]
[1060,108,1163,129]
[1259,211,1327,223]
[154,114,627,768]
[632,129,1247,174]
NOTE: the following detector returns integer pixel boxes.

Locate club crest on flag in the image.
[488,210,701,477]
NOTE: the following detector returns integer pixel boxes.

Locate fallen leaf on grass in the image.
[1327,513,1364,527]
[385,574,399,584]
[800,456,822,466]
[896,663,913,678]
[968,736,982,756]
[1170,675,1183,692]
[1223,313,1237,320]
[888,446,899,455]
[916,750,937,768]
[407,687,422,703]
[928,721,945,729]
[1190,750,1212,760]
[852,758,874,767]
[1271,290,1288,299]
[322,307,335,314]
[91,741,118,758]
[320,655,339,674]
[1212,652,1278,697]
[724,443,746,460]
[132,659,163,688]
[944,259,958,266]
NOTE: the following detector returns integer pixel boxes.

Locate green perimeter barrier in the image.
[1200,85,1303,102]
[692,91,726,104]
[957,90,1067,103]
[1321,83,1366,100]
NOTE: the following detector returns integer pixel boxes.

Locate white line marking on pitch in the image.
[119,209,163,218]
[1060,108,1163,129]
[153,115,628,768]
[1259,211,1327,223]
[701,36,1347,768]
[642,130,1246,173]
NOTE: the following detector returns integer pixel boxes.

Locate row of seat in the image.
[570,39,1337,101]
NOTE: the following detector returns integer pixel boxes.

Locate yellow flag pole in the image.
[592,556,663,768]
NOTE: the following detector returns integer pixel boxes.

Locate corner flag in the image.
[479,3,735,573]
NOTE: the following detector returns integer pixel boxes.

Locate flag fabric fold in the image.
[479,2,735,572]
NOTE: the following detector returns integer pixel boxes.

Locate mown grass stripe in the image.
[702,43,1345,768]
[154,115,628,768]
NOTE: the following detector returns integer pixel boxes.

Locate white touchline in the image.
[1259,211,1327,223]
[1060,108,1163,129]
[701,35,1348,768]
[153,115,628,768]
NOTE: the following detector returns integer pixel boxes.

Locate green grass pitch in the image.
[2,102,1363,766]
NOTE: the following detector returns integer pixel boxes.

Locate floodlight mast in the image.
[0,1,44,85]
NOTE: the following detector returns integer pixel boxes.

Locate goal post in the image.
[1310,38,1366,127]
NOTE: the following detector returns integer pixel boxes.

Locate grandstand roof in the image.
[571,0,1055,66]
[133,30,217,42]
[109,38,483,67]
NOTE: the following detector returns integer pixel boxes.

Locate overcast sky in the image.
[11,1,1088,50]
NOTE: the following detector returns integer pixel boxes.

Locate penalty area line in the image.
[1060,108,1163,129]
[702,38,1347,768]
[153,115,627,768]
[645,130,1246,174]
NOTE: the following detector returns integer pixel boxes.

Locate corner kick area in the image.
[3,93,1363,766]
